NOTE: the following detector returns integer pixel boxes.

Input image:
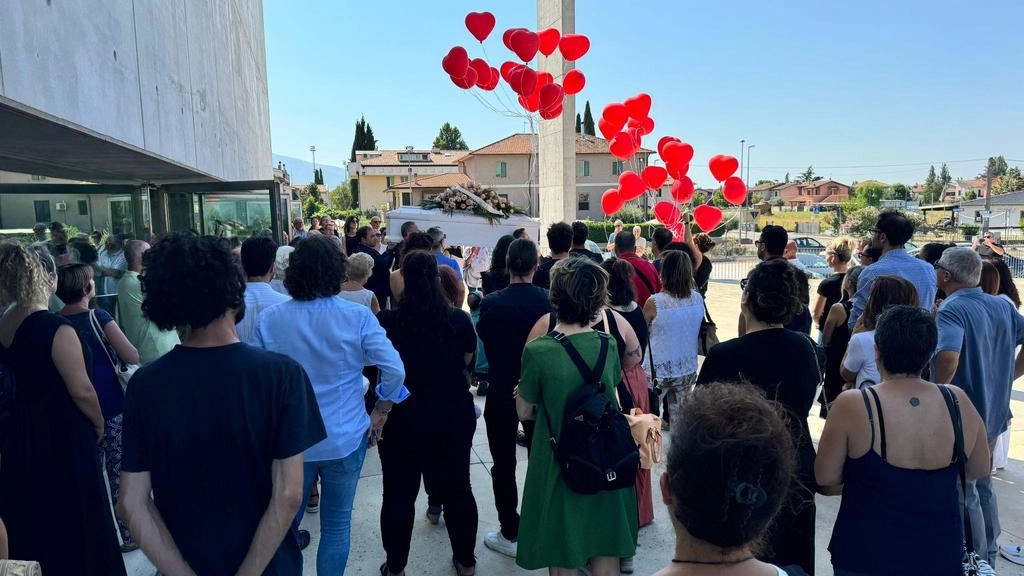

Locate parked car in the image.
[793,236,827,254]
[794,253,832,279]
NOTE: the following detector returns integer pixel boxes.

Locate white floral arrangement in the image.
[421,184,525,223]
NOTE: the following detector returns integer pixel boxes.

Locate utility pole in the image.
[739,139,745,242]
[310,145,318,181]
[983,160,992,234]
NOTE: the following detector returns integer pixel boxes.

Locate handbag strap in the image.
[88,310,118,370]
[540,331,610,449]
[938,383,976,556]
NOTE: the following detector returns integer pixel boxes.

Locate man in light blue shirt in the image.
[427,226,463,281]
[849,210,936,328]
[932,247,1024,566]
[236,237,290,344]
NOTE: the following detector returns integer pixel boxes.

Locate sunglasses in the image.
[934,262,948,273]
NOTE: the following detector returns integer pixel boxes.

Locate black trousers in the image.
[378,393,478,572]
[483,380,534,541]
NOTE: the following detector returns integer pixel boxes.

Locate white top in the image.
[97,248,126,295]
[843,330,880,388]
[339,288,375,309]
[635,236,647,250]
[236,282,290,345]
[646,291,705,378]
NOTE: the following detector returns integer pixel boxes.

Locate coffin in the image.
[386,206,539,247]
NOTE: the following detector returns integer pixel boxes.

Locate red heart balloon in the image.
[601,103,629,130]
[666,160,689,180]
[499,61,518,83]
[450,67,478,89]
[477,67,499,91]
[637,116,655,136]
[563,69,585,95]
[442,46,469,78]
[465,12,496,43]
[540,103,563,120]
[558,34,590,61]
[653,201,681,226]
[510,30,540,63]
[671,176,696,203]
[469,59,490,84]
[503,28,526,50]
[538,28,561,56]
[723,176,747,205]
[624,93,652,120]
[508,66,537,96]
[540,83,564,110]
[661,141,694,165]
[709,154,740,182]
[597,118,619,141]
[670,222,686,242]
[642,166,668,190]
[537,71,554,87]
[657,136,681,158]
[693,204,723,233]
[609,132,635,160]
[618,171,646,201]
[602,189,625,216]
[627,127,642,149]
[518,91,540,112]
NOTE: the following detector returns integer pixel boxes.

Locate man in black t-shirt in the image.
[355,225,395,308]
[476,238,552,558]
[117,232,326,576]
[532,222,573,289]
[741,225,811,335]
[569,221,603,263]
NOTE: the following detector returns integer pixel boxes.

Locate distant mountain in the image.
[272,153,347,189]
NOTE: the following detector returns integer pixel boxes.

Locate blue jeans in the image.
[960,437,1000,566]
[294,436,369,575]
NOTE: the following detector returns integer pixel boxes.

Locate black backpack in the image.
[542,331,640,494]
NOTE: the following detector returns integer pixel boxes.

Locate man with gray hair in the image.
[427,226,463,281]
[118,239,180,365]
[932,246,1024,566]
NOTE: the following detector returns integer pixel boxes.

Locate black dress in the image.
[822,301,853,418]
[0,311,126,576]
[815,272,846,330]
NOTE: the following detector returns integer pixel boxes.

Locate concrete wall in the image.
[0,0,271,182]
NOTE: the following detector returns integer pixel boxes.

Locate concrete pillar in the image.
[537,0,576,242]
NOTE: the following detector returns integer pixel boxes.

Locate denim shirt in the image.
[849,248,937,328]
[255,296,409,461]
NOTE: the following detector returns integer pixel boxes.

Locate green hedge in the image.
[581,219,733,244]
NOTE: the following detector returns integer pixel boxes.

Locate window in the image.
[578,193,590,211]
[400,175,410,183]
[386,176,393,188]
[578,160,590,177]
[401,191,413,206]
[78,200,89,216]
[612,161,624,176]
[496,161,507,178]
[31,174,46,181]
[33,200,51,223]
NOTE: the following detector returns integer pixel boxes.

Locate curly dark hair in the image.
[141,231,245,331]
[550,257,608,326]
[667,383,796,550]
[285,234,346,301]
[601,257,635,307]
[743,259,803,325]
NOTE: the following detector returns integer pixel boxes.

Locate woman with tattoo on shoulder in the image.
[816,305,990,576]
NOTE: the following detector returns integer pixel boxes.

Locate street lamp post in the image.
[310,145,318,181]
[739,140,745,241]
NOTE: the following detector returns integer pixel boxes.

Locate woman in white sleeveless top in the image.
[643,250,705,426]
[340,252,380,313]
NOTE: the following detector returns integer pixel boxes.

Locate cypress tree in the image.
[582,101,595,136]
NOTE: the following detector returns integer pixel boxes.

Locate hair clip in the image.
[729,481,767,507]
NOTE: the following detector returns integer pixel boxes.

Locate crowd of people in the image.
[0,208,1021,576]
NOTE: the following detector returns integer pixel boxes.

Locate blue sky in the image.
[264,0,1023,187]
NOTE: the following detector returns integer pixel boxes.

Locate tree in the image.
[302,183,326,220]
[432,122,468,150]
[939,163,952,188]
[313,168,324,186]
[923,165,943,204]
[964,190,978,201]
[994,167,1024,195]
[349,115,378,209]
[980,156,1009,178]
[575,113,582,134]
[855,182,887,207]
[889,183,911,201]
[328,182,353,210]
[755,179,777,186]
[582,101,595,136]
[798,166,817,183]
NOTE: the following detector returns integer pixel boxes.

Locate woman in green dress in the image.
[516,257,639,575]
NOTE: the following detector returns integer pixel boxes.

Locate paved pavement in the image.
[123,280,1024,575]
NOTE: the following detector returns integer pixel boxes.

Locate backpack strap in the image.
[541,331,610,450]
[632,262,656,296]
[938,384,977,556]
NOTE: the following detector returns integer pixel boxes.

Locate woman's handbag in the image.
[939,385,997,576]
[625,408,662,469]
[89,310,139,392]
[697,306,719,356]
[0,560,43,576]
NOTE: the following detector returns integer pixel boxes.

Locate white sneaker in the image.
[484,531,517,558]
[1000,544,1024,566]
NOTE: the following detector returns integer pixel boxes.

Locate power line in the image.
[751,158,992,170]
